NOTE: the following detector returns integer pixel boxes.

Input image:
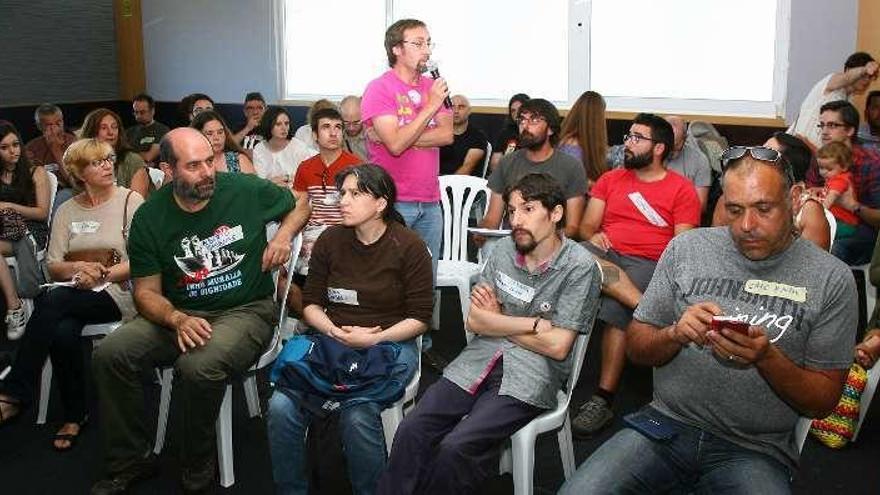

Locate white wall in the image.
[142,0,861,123]
[142,0,279,103]
[784,0,859,121]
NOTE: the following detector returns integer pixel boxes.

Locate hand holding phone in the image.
[710,316,750,336]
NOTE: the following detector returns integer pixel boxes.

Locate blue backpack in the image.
[270,334,412,412]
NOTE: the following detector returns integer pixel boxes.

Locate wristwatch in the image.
[854,204,863,216]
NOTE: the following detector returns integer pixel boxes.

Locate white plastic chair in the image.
[853,263,876,332]
[36,320,122,424]
[436,175,490,340]
[481,141,493,178]
[794,415,811,453]
[823,207,837,251]
[6,172,58,287]
[498,333,590,495]
[380,335,423,454]
[146,167,165,190]
[152,231,302,488]
[853,361,879,442]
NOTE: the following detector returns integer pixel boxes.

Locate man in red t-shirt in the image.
[572,113,701,436]
[289,107,362,313]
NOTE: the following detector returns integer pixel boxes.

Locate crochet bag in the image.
[809,363,868,448]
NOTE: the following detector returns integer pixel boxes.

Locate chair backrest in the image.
[564,333,590,397]
[256,225,303,368]
[481,141,493,178]
[438,175,490,262]
[147,167,166,189]
[46,171,58,217]
[823,207,837,251]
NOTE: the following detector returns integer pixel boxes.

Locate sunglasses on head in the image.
[720,146,794,183]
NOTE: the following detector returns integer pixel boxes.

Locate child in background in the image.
[817,141,858,239]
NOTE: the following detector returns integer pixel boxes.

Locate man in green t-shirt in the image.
[91,128,301,494]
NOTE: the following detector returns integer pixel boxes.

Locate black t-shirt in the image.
[493,123,520,158]
[126,121,170,154]
[439,125,488,176]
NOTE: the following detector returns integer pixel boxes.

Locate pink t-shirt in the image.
[591,168,701,261]
[361,70,450,202]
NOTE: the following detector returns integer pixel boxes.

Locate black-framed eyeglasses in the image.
[816,121,849,130]
[516,115,546,126]
[720,146,794,182]
[88,155,116,168]
[623,133,660,145]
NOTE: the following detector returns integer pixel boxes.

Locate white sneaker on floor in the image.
[6,299,32,341]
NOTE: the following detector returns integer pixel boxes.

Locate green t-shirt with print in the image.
[128,172,295,312]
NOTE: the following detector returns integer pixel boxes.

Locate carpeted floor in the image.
[1,288,878,494]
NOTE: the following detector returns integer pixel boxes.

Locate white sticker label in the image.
[627,192,669,227]
[328,287,359,305]
[495,272,536,303]
[70,221,100,234]
[743,279,807,303]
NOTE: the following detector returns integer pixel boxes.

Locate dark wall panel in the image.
[0,0,120,106]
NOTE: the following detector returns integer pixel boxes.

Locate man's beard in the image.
[518,130,548,151]
[174,177,215,202]
[513,229,537,254]
[623,148,652,169]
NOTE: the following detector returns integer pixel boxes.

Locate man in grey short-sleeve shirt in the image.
[560,149,857,495]
[378,173,601,494]
[479,98,587,238]
[666,116,712,210]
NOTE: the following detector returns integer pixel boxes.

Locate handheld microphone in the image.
[425,60,452,109]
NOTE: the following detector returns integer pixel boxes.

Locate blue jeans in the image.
[559,407,792,495]
[267,391,386,495]
[831,234,875,265]
[395,201,441,286]
[267,341,418,495]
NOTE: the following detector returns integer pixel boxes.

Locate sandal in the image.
[53,417,88,452]
[0,396,21,427]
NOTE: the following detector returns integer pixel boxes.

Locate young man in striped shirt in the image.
[288,107,363,314]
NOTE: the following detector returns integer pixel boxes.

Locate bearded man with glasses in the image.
[572,113,701,437]
[561,145,857,494]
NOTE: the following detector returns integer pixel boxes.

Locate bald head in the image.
[160,127,212,169]
[339,95,363,137]
[665,115,686,152]
[451,94,471,126]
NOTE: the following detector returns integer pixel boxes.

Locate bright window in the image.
[278,0,789,117]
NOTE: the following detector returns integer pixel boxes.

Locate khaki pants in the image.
[92,297,276,474]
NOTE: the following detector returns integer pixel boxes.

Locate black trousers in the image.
[377,362,541,495]
[1,287,121,422]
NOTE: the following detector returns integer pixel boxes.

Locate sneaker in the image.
[5,300,31,341]
[572,395,614,438]
[91,454,160,495]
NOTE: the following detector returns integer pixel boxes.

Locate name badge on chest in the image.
[70,221,100,234]
[495,272,536,303]
[328,287,359,306]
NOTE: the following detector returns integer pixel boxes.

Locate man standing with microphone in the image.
[361,18,453,294]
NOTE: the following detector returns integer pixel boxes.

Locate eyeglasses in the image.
[816,121,849,130]
[342,120,361,127]
[88,155,116,168]
[401,40,435,50]
[720,146,794,182]
[516,115,546,126]
[623,133,659,145]
[192,106,213,116]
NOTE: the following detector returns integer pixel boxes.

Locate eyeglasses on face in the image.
[517,115,546,126]
[88,155,116,168]
[623,133,658,145]
[816,121,849,130]
[401,39,435,50]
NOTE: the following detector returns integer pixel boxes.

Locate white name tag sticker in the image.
[328,287,359,305]
[140,136,156,145]
[495,272,535,303]
[70,221,100,234]
[627,192,669,227]
[744,279,807,303]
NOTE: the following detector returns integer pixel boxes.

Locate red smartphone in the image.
[710,316,750,336]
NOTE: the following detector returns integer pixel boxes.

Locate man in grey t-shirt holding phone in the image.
[561,146,857,494]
